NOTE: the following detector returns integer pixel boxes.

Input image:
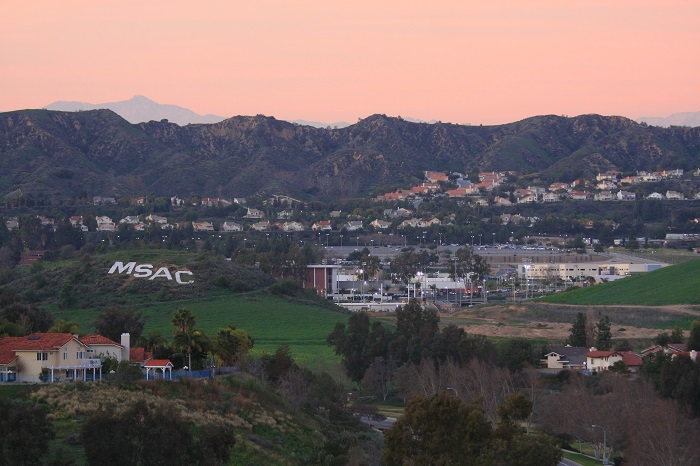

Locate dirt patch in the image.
[437,302,700,341]
[447,321,661,340]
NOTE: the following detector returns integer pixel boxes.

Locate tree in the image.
[362,356,397,401]
[173,329,209,370]
[687,320,700,351]
[0,399,54,466]
[452,247,490,282]
[390,251,423,291]
[171,307,196,336]
[211,326,253,367]
[327,311,372,383]
[670,326,685,344]
[568,313,587,347]
[383,392,493,466]
[94,305,144,344]
[82,399,235,466]
[595,315,612,351]
[48,318,79,334]
[137,331,167,358]
[384,391,561,466]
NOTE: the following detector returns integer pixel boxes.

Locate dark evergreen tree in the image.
[595,315,612,351]
[567,313,587,347]
[687,320,700,351]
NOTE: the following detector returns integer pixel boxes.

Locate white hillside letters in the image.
[108,261,194,284]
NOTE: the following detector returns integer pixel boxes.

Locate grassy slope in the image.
[55,290,348,364]
[6,249,347,363]
[537,259,700,306]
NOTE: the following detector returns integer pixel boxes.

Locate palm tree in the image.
[137,331,166,358]
[173,329,208,370]
[171,308,198,369]
[171,307,196,335]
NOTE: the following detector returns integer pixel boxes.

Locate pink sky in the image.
[1,1,698,125]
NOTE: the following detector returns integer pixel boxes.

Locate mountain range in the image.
[1,108,699,201]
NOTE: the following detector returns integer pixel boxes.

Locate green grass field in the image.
[55,291,349,363]
[537,259,700,306]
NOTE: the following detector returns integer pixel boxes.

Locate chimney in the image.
[121,333,131,361]
[691,350,697,362]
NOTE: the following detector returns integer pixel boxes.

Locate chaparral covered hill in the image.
[1,109,700,201]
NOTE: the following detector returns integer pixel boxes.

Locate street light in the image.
[591,424,608,465]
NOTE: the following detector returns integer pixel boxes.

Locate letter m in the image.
[108,262,136,275]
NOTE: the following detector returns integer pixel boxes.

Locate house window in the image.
[76,351,85,359]
[63,350,68,360]
[36,352,48,361]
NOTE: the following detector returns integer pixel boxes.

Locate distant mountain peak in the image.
[45,96,227,126]
[637,111,700,128]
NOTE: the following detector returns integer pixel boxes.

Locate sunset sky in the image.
[1,1,698,125]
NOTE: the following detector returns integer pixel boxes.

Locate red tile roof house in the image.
[586,349,643,373]
[0,332,148,383]
[0,333,102,383]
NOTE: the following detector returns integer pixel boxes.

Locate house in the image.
[251,220,271,231]
[277,210,294,220]
[370,219,391,230]
[96,216,116,232]
[281,221,304,232]
[5,217,19,230]
[542,193,560,203]
[245,208,265,219]
[665,190,684,200]
[131,196,146,205]
[92,196,116,205]
[312,220,333,231]
[617,190,636,201]
[222,221,243,232]
[548,182,570,192]
[420,217,441,227]
[494,196,512,206]
[171,196,185,206]
[424,171,449,182]
[192,221,215,232]
[596,171,621,182]
[542,346,588,371]
[569,191,588,201]
[619,176,640,185]
[146,214,168,224]
[647,192,665,200]
[596,180,617,191]
[0,333,105,383]
[120,215,140,224]
[517,193,538,204]
[384,208,411,219]
[594,191,614,201]
[202,197,232,207]
[79,334,126,362]
[70,216,88,231]
[398,218,422,229]
[329,210,342,218]
[344,220,364,232]
[586,350,623,372]
[586,349,643,373]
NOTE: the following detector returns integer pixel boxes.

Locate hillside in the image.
[1,109,699,200]
[4,250,275,309]
[536,259,700,306]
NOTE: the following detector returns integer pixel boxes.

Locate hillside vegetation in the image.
[1,109,699,200]
[537,259,700,306]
